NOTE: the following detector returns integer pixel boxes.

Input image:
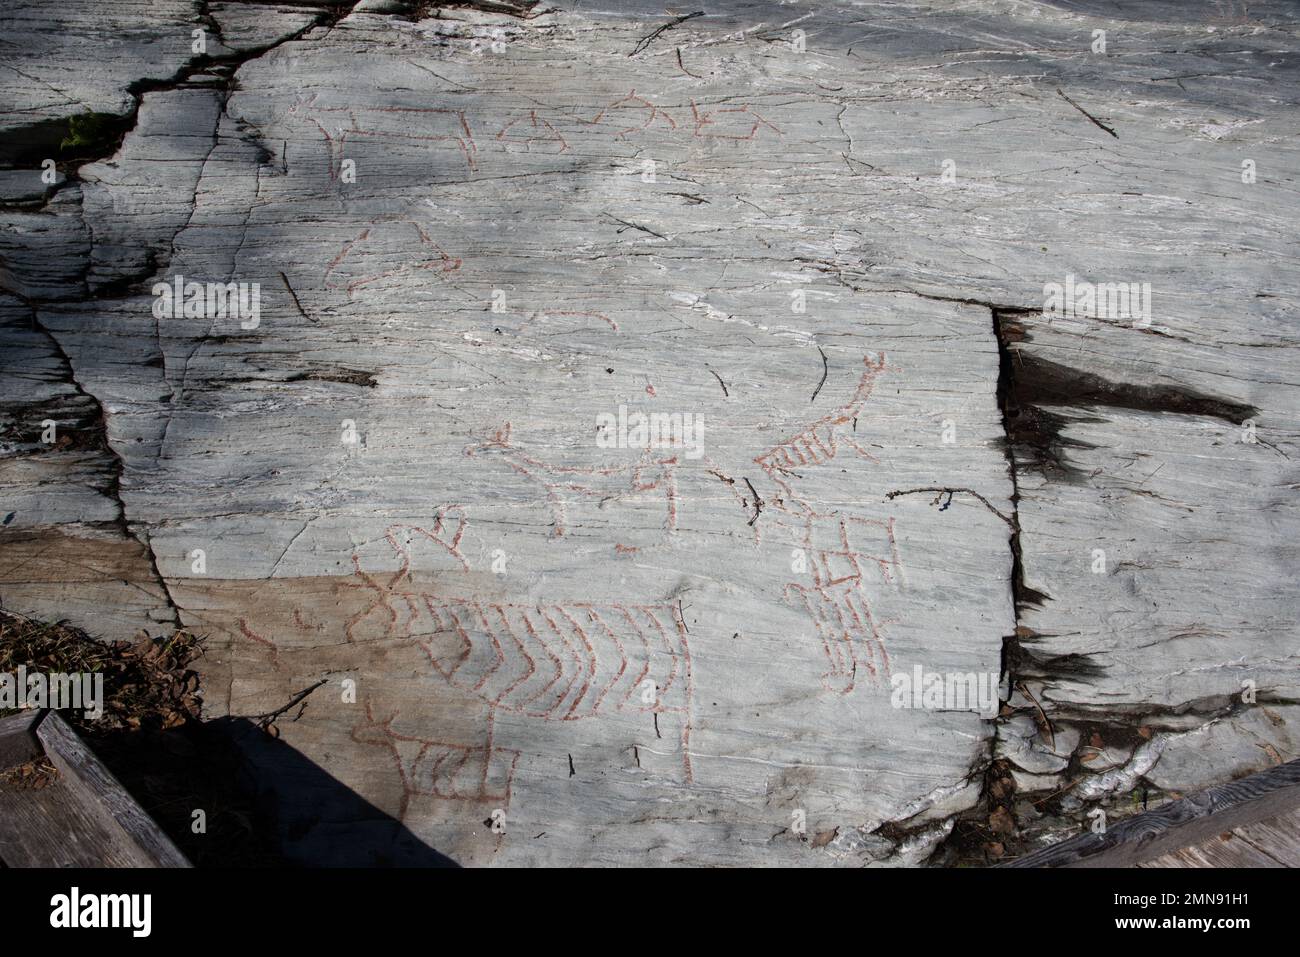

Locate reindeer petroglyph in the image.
[324,219,462,298]
[751,353,903,692]
[756,353,892,506]
[689,100,783,141]
[288,93,479,176]
[463,423,679,550]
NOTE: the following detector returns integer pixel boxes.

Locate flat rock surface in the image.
[1,0,1297,865]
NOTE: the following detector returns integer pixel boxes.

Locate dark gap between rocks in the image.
[940,307,1264,866]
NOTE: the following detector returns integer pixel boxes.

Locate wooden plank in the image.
[1138,807,1300,868]
[0,777,151,867]
[31,711,189,867]
[1136,846,1207,868]
[1178,833,1283,868]
[1141,833,1285,869]
[1232,808,1300,867]
[0,710,44,770]
[1004,758,1300,868]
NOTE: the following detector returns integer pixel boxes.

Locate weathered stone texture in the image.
[2,0,1297,864]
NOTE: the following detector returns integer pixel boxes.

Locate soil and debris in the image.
[0,609,287,866]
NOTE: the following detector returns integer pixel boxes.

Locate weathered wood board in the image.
[0,711,189,867]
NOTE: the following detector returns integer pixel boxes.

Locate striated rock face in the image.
[1,0,1297,865]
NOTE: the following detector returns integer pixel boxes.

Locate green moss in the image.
[58,112,125,157]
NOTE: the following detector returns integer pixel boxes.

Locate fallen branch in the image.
[1016,681,1056,752]
[630,11,703,56]
[252,678,328,730]
[885,486,1015,529]
[707,467,735,487]
[607,214,667,240]
[676,46,703,78]
[440,1,540,16]
[810,344,828,403]
[279,271,318,324]
[743,477,764,526]
[709,367,729,396]
[1056,88,1118,138]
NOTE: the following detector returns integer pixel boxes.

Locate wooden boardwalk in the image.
[1006,759,1300,868]
[1138,806,1300,868]
[0,710,188,868]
